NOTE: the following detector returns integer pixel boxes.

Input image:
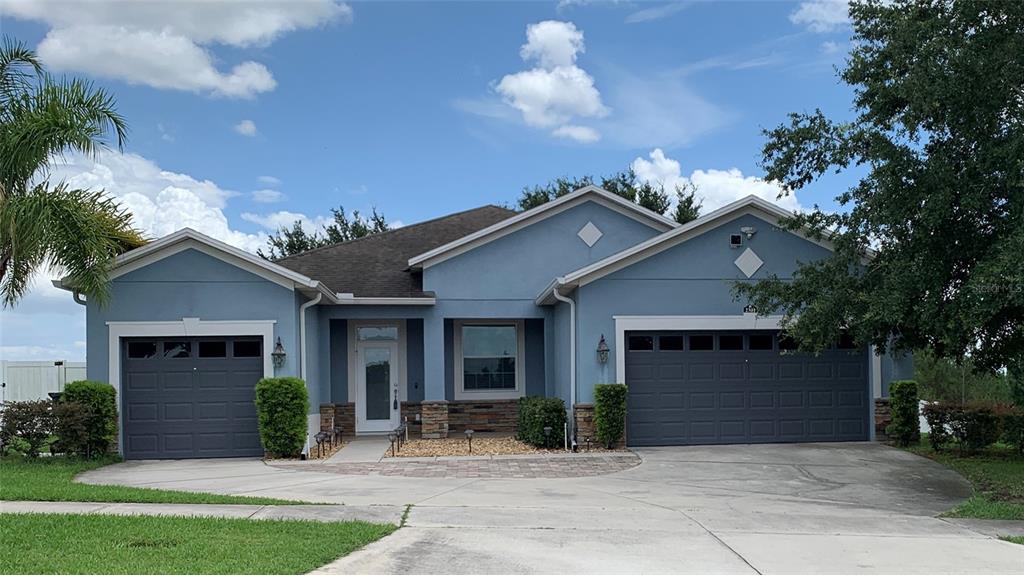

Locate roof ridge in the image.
[275,204,516,262]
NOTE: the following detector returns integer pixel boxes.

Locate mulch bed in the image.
[384,434,621,458]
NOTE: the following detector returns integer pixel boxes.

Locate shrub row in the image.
[886,380,920,447]
[594,383,627,448]
[0,381,117,458]
[517,396,566,448]
[254,377,309,458]
[923,402,1024,455]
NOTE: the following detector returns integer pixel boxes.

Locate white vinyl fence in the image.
[0,361,87,403]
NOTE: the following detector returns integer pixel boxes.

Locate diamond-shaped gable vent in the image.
[578,221,603,247]
[734,248,764,278]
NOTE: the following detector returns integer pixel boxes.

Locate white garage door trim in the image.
[107,318,276,454]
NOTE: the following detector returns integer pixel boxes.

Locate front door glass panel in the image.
[364,347,391,421]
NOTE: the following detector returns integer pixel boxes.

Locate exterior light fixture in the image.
[271,337,286,368]
[387,432,397,457]
[464,429,474,454]
[597,334,610,364]
[543,426,553,448]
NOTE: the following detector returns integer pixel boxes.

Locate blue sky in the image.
[1,0,854,360]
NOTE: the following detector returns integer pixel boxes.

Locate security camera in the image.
[740,226,757,239]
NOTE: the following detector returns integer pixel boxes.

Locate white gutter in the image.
[298,293,322,379]
[550,278,576,448]
[73,292,86,306]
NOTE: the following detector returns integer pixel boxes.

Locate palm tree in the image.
[0,38,145,306]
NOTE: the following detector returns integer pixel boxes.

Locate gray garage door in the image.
[625,331,869,446]
[122,337,264,459]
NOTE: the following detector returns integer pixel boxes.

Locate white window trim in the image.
[612,314,785,383]
[347,320,407,432]
[454,319,526,400]
[106,318,277,454]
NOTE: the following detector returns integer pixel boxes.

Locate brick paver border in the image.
[271,453,641,479]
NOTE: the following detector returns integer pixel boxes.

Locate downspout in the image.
[550,278,576,450]
[73,292,86,306]
[298,292,322,459]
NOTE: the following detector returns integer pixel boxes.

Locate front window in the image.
[462,325,517,390]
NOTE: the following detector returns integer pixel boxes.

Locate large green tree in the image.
[258,206,390,260]
[736,1,1023,372]
[518,168,702,225]
[0,39,144,305]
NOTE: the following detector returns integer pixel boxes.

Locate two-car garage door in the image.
[122,337,264,459]
[625,331,869,446]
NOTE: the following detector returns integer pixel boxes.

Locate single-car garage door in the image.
[625,331,868,446]
[122,337,264,459]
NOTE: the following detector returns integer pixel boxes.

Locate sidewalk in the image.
[0,500,404,524]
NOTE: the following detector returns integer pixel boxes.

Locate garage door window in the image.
[198,341,227,358]
[163,341,191,358]
[233,340,262,357]
[718,335,744,351]
[689,335,713,351]
[749,334,774,351]
[628,335,654,351]
[127,341,158,359]
[659,335,684,351]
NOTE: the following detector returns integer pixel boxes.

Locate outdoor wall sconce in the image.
[597,334,610,364]
[271,337,286,368]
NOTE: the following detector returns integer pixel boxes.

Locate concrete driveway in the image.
[78,443,1024,574]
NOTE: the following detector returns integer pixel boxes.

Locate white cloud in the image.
[552,124,601,143]
[48,152,267,253]
[820,41,841,55]
[495,21,606,142]
[631,148,805,212]
[1,0,350,98]
[241,211,330,233]
[258,175,282,186]
[625,2,688,24]
[234,119,258,137]
[790,1,850,33]
[251,189,286,204]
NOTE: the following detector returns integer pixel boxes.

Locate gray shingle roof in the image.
[275,205,516,298]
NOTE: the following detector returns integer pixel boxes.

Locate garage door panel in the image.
[122,336,264,459]
[626,364,654,379]
[626,331,868,446]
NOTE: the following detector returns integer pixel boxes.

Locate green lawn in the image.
[905,439,1024,520]
[1002,536,1024,545]
[0,513,394,575]
[0,456,302,505]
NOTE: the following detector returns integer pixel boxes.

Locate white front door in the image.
[355,340,400,433]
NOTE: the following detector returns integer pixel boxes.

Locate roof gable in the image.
[407,186,678,270]
[537,195,841,304]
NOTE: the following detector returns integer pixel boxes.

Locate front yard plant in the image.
[0,455,299,505]
[60,380,118,456]
[0,513,395,575]
[517,396,566,448]
[594,383,627,448]
[886,380,920,447]
[255,377,308,457]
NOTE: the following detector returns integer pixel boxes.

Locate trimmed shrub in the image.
[886,380,920,447]
[922,402,951,451]
[998,405,1024,455]
[516,396,566,448]
[51,402,93,456]
[0,400,54,457]
[61,381,118,456]
[594,383,627,448]
[254,377,308,457]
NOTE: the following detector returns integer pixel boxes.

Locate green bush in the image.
[923,402,1002,454]
[0,400,54,457]
[922,402,951,451]
[516,396,566,448]
[61,381,118,457]
[254,377,308,457]
[594,383,627,448]
[998,405,1024,455]
[51,402,93,456]
[886,380,920,447]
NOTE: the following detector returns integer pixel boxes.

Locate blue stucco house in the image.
[59,186,912,459]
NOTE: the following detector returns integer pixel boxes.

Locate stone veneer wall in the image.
[448,399,519,433]
[420,401,449,439]
[401,401,422,437]
[573,403,626,448]
[320,403,355,438]
[874,398,891,442]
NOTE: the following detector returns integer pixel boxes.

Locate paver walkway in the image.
[0,500,403,524]
[272,452,641,478]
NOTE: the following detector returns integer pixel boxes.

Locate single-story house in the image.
[57,185,912,459]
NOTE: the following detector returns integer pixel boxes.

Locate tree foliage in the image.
[517,168,701,225]
[735,1,1023,371]
[915,350,1015,404]
[0,38,144,305]
[258,205,390,260]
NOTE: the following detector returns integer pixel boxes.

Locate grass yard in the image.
[1002,536,1024,545]
[904,439,1024,520]
[0,513,394,575]
[0,456,301,505]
